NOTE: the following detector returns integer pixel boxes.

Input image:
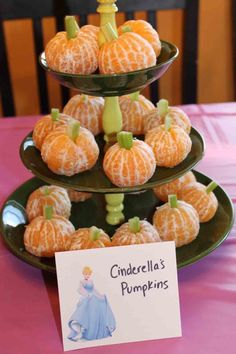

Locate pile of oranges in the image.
[23,16,219,258]
[33,97,193,183]
[45,16,161,75]
[23,171,218,257]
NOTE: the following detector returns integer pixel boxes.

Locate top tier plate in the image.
[39,40,178,96]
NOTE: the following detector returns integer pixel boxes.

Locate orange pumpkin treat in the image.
[45,16,99,74]
[145,115,192,168]
[179,181,218,222]
[67,190,92,203]
[144,99,191,134]
[80,24,99,42]
[63,94,104,136]
[33,108,71,150]
[70,226,111,250]
[103,131,156,187]
[118,19,161,57]
[24,206,75,257]
[26,185,71,222]
[153,171,196,202]
[111,216,161,246]
[153,195,200,247]
[119,92,155,135]
[99,23,156,74]
[41,120,99,176]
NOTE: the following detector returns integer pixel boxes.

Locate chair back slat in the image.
[182,0,199,103]
[0,20,15,116]
[79,15,88,27]
[0,0,186,20]
[147,10,159,104]
[0,0,200,116]
[55,15,70,108]
[125,11,135,21]
[32,18,49,113]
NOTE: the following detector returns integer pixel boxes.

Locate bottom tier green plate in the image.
[0,171,234,272]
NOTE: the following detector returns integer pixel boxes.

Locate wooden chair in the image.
[0,0,199,117]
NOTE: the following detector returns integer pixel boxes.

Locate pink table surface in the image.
[0,102,236,354]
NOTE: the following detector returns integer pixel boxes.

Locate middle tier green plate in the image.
[20,128,205,193]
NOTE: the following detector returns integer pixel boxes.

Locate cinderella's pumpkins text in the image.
[110,260,169,297]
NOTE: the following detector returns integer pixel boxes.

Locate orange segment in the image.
[99,31,156,74]
[153,198,200,247]
[118,19,161,57]
[145,124,192,168]
[41,125,99,176]
[26,185,71,221]
[119,94,154,135]
[63,95,104,136]
[153,171,196,202]
[179,181,218,222]
[103,136,156,187]
[111,219,161,246]
[24,214,75,257]
[70,227,111,250]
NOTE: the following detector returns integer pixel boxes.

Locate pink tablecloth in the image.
[0,103,236,354]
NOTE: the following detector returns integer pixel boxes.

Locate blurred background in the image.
[0,0,235,116]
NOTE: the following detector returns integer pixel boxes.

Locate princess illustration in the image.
[68,266,116,341]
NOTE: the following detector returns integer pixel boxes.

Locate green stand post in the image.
[105,194,124,225]
[97,0,124,225]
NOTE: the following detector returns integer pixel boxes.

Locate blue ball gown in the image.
[68,280,116,341]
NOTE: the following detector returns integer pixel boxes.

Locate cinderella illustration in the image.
[68,266,116,341]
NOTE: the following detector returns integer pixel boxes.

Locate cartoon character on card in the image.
[68,266,116,341]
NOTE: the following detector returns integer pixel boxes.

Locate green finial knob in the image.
[43,186,50,196]
[128,217,141,233]
[68,119,80,142]
[169,194,178,208]
[117,131,133,150]
[157,99,169,117]
[44,205,53,220]
[51,108,59,121]
[206,181,218,194]
[130,91,139,102]
[81,94,88,103]
[165,114,172,131]
[121,25,132,33]
[90,226,102,241]
[65,16,79,39]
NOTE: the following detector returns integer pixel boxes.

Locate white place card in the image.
[55,242,182,351]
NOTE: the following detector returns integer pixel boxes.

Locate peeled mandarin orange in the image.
[153,195,200,247]
[33,108,71,150]
[118,19,161,57]
[99,23,156,74]
[41,120,99,176]
[70,226,111,250]
[67,190,92,202]
[80,24,99,42]
[24,206,75,257]
[63,94,104,136]
[26,185,71,222]
[119,92,155,135]
[103,131,156,187]
[153,171,196,202]
[145,115,192,168]
[144,99,191,134]
[111,216,161,246]
[179,181,218,222]
[45,16,99,74]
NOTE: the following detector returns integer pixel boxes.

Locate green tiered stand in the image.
[0,0,234,272]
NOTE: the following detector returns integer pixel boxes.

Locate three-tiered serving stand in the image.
[0,0,234,273]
